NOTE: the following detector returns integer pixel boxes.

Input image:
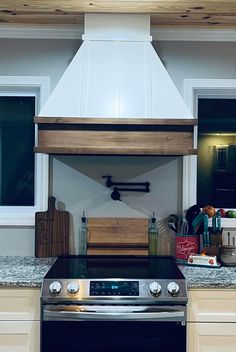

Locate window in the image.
[197,98,236,208]
[0,76,50,225]
[0,96,35,205]
[183,79,236,216]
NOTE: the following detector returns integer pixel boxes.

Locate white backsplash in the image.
[51,155,182,255]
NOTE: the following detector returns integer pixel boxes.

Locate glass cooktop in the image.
[45,255,185,280]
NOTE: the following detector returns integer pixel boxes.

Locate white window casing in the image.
[0,76,50,226]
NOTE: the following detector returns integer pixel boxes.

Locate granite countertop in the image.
[0,256,56,288]
[179,264,236,289]
[0,256,235,289]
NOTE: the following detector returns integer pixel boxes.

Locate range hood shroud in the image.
[35,14,197,156]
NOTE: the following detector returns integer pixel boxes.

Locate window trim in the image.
[0,76,50,226]
[183,78,236,227]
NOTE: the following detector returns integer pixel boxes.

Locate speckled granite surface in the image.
[0,256,56,288]
[0,256,235,289]
[179,264,236,289]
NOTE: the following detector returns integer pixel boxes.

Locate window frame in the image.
[0,76,50,225]
[183,78,236,227]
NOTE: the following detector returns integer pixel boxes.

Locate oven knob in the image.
[167,282,180,296]
[67,281,80,294]
[149,282,162,296]
[49,281,62,295]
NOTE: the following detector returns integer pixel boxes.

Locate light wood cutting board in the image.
[87,218,148,255]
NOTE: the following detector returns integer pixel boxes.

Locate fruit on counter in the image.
[217,208,226,217]
[226,210,236,218]
[202,205,216,218]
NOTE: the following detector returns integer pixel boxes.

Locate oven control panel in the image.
[43,279,187,304]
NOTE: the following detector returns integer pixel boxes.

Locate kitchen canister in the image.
[175,234,200,263]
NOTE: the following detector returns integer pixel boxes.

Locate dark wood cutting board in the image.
[35,196,70,257]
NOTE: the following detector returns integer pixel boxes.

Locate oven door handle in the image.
[43,305,186,322]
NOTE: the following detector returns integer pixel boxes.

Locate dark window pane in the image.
[197,98,236,208]
[198,98,236,133]
[0,96,35,206]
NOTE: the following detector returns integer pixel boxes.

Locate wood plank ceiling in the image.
[0,0,235,28]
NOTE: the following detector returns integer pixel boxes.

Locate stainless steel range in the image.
[41,255,187,352]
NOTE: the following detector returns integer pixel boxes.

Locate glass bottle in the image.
[78,211,88,255]
[148,212,158,255]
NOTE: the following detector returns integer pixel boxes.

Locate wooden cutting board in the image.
[87,218,149,255]
[35,196,70,257]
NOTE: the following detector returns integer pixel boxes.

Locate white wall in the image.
[0,39,235,256]
[0,39,81,90]
[153,41,236,95]
[0,227,35,256]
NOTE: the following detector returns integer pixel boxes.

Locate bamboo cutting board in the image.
[87,218,149,255]
[35,196,70,257]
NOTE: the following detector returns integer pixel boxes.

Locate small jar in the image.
[220,245,236,266]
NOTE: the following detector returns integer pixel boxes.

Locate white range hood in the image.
[35,14,197,156]
[39,14,192,119]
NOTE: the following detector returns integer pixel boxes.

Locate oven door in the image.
[41,304,186,352]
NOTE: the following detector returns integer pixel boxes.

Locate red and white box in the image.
[187,254,219,267]
[175,234,199,263]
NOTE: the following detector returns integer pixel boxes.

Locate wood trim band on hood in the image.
[34,117,198,156]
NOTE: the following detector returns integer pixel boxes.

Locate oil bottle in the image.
[78,211,88,255]
[148,212,158,255]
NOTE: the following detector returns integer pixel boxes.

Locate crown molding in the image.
[0,25,235,42]
[0,25,84,40]
[152,28,236,42]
